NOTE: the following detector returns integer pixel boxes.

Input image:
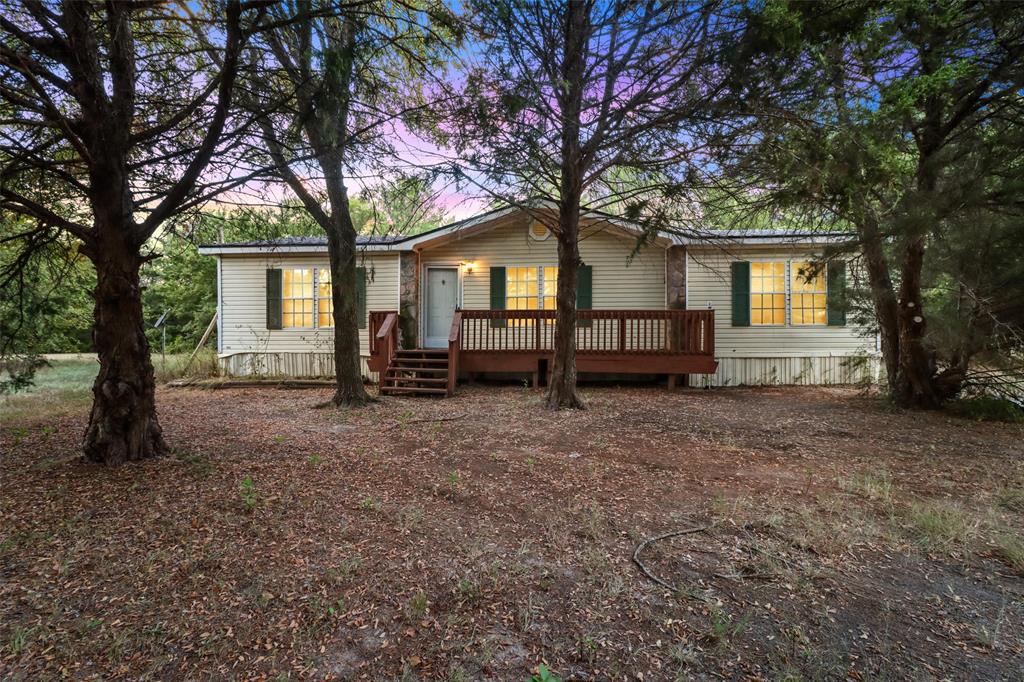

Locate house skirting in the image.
[219,350,878,388]
[219,352,377,381]
[689,354,880,387]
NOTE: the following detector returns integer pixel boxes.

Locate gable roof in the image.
[197,205,853,255]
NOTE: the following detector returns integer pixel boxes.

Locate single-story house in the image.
[198,206,879,395]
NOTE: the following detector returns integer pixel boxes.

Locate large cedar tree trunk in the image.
[547,218,584,409]
[546,0,588,410]
[83,239,168,464]
[322,146,372,407]
[892,237,943,408]
[859,218,901,394]
[888,135,963,408]
[326,203,372,407]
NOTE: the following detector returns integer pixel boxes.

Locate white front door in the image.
[424,267,458,348]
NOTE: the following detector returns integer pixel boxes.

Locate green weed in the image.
[8,626,34,655]
[406,590,428,619]
[527,664,561,682]
[239,477,258,512]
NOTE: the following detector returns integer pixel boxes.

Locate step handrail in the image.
[369,311,399,376]
[447,310,462,396]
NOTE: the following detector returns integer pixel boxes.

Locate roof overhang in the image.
[197,203,853,256]
[679,233,855,247]
[197,242,402,256]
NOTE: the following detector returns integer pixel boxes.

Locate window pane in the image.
[318,268,332,298]
[750,262,787,325]
[281,268,316,328]
[790,263,827,325]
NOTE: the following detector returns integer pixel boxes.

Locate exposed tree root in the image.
[383,414,467,431]
[632,524,783,595]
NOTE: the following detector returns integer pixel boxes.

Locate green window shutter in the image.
[489,266,506,328]
[730,261,750,327]
[266,268,282,330]
[576,264,592,327]
[826,261,847,326]
[356,267,367,329]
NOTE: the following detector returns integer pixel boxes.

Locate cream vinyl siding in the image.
[685,245,878,386]
[420,216,666,310]
[419,217,666,352]
[218,252,399,365]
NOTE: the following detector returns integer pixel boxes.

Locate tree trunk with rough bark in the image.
[323,157,372,407]
[547,212,584,409]
[859,218,901,394]
[82,234,168,464]
[892,236,943,408]
[318,17,372,408]
[546,0,588,410]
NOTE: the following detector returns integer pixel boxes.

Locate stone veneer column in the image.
[398,250,419,349]
[666,245,688,389]
[666,245,686,309]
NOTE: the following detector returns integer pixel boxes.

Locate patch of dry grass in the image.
[906,499,982,550]
[838,468,895,504]
[996,485,1024,513]
[993,533,1024,574]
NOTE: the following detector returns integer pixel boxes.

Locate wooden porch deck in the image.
[368,309,718,396]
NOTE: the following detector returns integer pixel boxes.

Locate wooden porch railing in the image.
[368,309,716,395]
[367,310,398,373]
[455,309,714,356]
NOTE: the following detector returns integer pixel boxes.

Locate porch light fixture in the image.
[462,260,476,275]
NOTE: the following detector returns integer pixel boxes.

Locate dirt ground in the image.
[2,384,1023,680]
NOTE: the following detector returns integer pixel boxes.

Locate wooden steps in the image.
[380,349,450,396]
